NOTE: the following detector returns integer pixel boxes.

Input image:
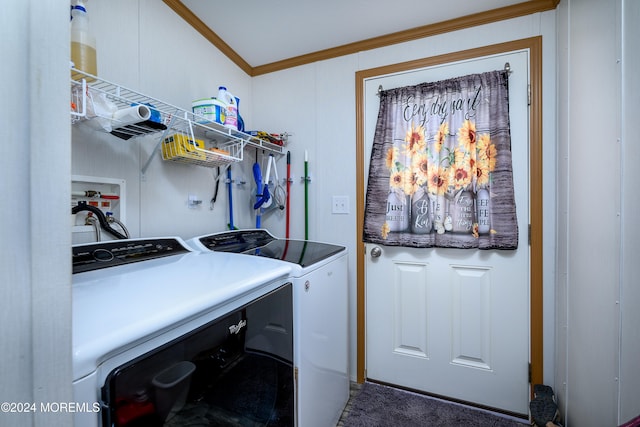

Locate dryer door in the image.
[101,284,293,427]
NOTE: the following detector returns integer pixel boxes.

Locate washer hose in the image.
[107,214,130,239]
[72,203,128,240]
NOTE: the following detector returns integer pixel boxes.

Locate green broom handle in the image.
[304,150,309,240]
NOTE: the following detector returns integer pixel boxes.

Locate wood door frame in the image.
[355,36,544,388]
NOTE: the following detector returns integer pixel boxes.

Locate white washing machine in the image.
[188,229,349,427]
[72,237,296,426]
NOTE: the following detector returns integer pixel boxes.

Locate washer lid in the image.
[245,239,344,267]
[192,229,345,267]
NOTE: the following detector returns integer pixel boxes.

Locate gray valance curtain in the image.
[363,70,518,249]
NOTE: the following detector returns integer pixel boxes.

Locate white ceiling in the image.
[180,0,527,67]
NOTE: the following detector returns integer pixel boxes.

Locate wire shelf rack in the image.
[70,69,284,173]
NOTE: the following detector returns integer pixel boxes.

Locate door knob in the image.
[370,246,382,258]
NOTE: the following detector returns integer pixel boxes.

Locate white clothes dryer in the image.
[72,237,295,427]
[187,229,349,427]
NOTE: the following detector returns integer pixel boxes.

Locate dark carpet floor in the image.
[338,382,530,427]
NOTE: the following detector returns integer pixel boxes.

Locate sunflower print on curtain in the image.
[363,70,518,249]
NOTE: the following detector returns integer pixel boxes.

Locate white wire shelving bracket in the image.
[70,69,284,176]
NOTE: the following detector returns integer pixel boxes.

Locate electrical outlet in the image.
[332,196,350,214]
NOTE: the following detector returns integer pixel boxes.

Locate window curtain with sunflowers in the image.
[363,70,518,249]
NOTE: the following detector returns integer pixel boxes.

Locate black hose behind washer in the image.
[72,203,128,240]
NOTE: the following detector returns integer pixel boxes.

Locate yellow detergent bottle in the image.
[70,0,97,81]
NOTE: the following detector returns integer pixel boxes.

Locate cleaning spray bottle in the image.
[70,0,97,81]
[217,86,238,131]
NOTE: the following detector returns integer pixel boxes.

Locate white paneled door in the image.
[364,51,530,415]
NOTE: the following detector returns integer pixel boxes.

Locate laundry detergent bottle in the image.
[70,0,97,81]
[218,86,238,131]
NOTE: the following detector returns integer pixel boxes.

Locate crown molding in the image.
[164,0,559,76]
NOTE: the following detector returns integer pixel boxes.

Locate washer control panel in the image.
[72,238,189,274]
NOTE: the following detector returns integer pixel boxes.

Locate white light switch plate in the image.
[332,196,350,214]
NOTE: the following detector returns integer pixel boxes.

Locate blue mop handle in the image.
[253,162,263,228]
